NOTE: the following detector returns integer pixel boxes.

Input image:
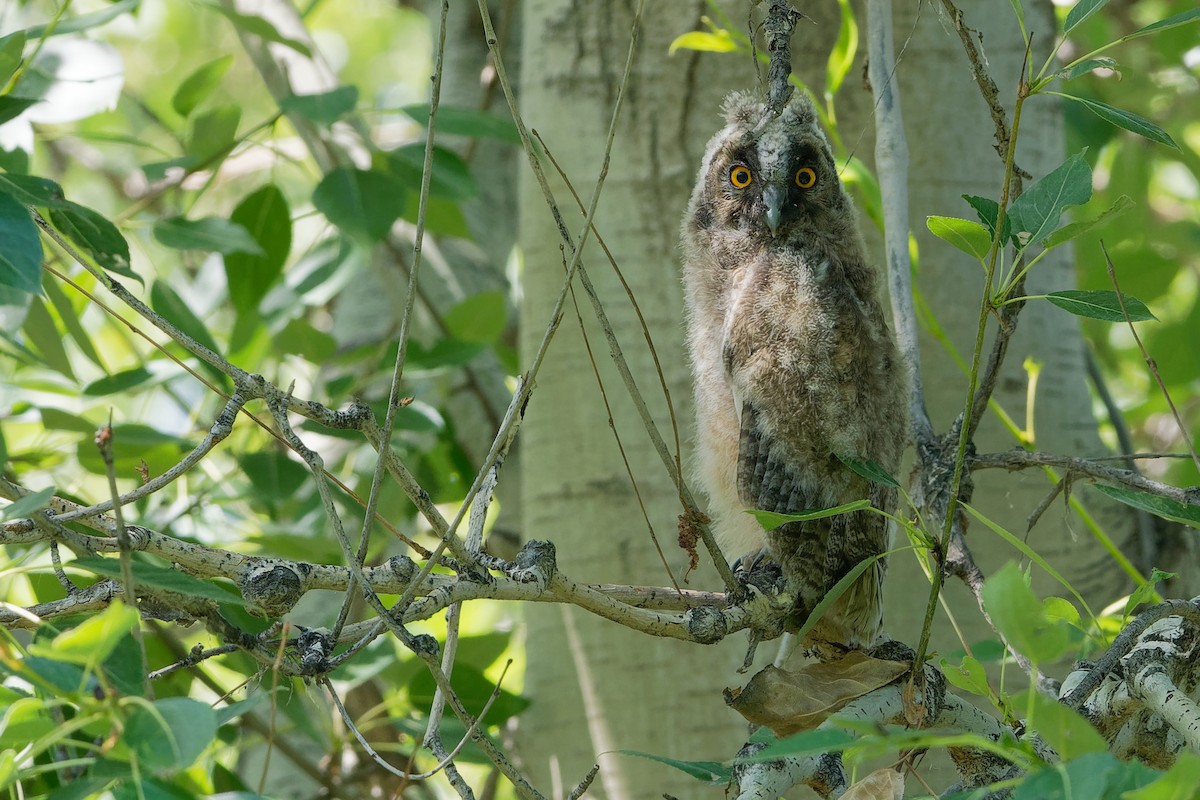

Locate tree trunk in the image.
[515,1,1135,797]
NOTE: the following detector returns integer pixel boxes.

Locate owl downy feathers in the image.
[680,91,909,651]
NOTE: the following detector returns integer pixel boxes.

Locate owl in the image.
[680,91,908,651]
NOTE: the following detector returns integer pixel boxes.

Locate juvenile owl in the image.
[680,91,908,651]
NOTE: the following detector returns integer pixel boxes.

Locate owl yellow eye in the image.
[795,167,817,189]
[729,165,752,188]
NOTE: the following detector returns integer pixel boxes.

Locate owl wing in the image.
[735,402,814,516]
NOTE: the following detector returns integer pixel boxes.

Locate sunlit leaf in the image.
[171,55,233,117]
[1045,289,1155,322]
[25,0,138,38]
[826,0,858,99]
[668,30,737,55]
[939,654,991,698]
[1007,151,1092,250]
[1015,690,1107,760]
[281,86,359,126]
[23,296,74,378]
[43,277,103,369]
[926,216,993,261]
[28,600,138,666]
[1125,568,1175,619]
[1056,93,1177,149]
[1093,485,1200,530]
[0,192,42,295]
[149,280,221,356]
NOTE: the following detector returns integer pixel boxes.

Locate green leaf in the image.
[125,697,217,772]
[187,104,241,164]
[981,562,1074,663]
[747,500,872,532]
[205,4,312,56]
[1093,485,1200,530]
[837,455,900,488]
[408,663,529,722]
[0,31,27,89]
[312,167,407,243]
[280,85,359,126]
[402,104,520,145]
[272,317,336,363]
[1015,690,1107,760]
[1045,289,1155,322]
[0,173,66,207]
[793,550,888,646]
[82,366,154,396]
[1007,151,1092,250]
[1124,752,1200,800]
[40,407,96,434]
[445,291,507,344]
[386,144,477,202]
[0,97,36,126]
[1063,0,1110,36]
[668,30,737,55]
[1041,194,1133,249]
[614,750,729,783]
[238,451,309,501]
[405,338,486,370]
[72,557,247,606]
[962,194,1012,244]
[939,654,991,698]
[23,295,75,379]
[0,192,43,295]
[76,423,190,479]
[149,280,221,356]
[26,0,139,38]
[926,215,993,261]
[224,184,291,314]
[1055,93,1177,149]
[29,600,138,666]
[1056,57,1119,81]
[1,486,55,521]
[43,277,104,369]
[1125,568,1175,619]
[403,192,470,238]
[825,0,858,99]
[1121,8,1199,42]
[154,216,264,255]
[742,728,858,761]
[1008,0,1025,37]
[48,201,138,283]
[170,55,233,117]
[1011,752,1120,800]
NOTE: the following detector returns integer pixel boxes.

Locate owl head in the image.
[687,91,853,242]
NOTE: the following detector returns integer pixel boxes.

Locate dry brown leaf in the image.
[726,651,910,735]
[842,768,904,800]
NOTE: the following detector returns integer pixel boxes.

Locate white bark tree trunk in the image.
[515,1,1137,797]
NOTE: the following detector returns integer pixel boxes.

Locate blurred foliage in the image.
[0,0,520,796]
[1062,0,1200,490]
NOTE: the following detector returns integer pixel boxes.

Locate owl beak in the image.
[763,184,784,236]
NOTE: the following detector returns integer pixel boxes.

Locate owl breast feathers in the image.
[680,91,909,650]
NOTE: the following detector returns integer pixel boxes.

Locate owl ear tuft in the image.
[722,91,764,126]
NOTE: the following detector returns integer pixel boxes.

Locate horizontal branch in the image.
[971,449,1200,506]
